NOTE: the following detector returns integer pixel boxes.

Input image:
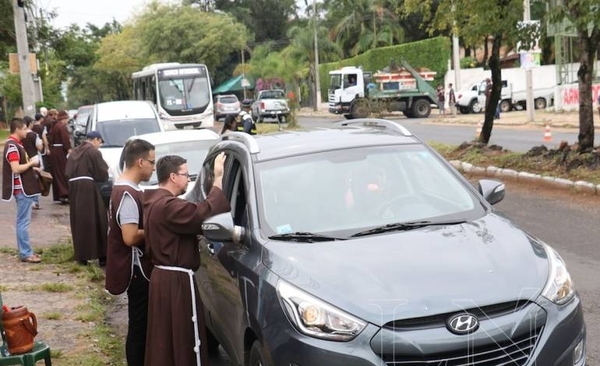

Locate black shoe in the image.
[78,260,88,266]
[98,257,106,267]
[59,198,70,205]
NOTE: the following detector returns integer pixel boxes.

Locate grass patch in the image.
[0,129,8,141]
[39,282,74,293]
[0,284,8,292]
[0,247,18,256]
[433,142,600,185]
[39,242,74,264]
[42,311,62,320]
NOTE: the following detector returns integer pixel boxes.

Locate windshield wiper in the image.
[350,220,467,238]
[268,232,346,243]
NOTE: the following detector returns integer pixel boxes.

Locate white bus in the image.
[132,63,214,129]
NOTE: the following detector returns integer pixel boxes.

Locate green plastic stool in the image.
[0,293,52,366]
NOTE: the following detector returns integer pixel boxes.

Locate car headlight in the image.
[277,280,366,341]
[542,244,575,305]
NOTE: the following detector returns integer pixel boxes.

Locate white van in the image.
[78,100,166,169]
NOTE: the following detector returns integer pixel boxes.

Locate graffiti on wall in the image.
[561,83,600,109]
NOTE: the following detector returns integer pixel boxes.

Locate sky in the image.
[42,0,157,29]
[43,0,309,30]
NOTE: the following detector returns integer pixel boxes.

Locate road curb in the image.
[449,160,599,196]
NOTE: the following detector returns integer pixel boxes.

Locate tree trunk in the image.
[576,31,598,152]
[480,34,502,144]
[482,35,490,69]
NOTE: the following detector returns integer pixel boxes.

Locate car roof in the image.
[95,101,157,122]
[130,129,219,145]
[219,119,420,161]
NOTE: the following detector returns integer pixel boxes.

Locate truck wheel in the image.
[351,100,369,119]
[469,99,482,114]
[403,110,414,118]
[411,99,431,118]
[535,98,547,109]
[500,100,512,113]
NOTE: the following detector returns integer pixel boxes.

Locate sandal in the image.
[32,203,42,210]
[21,255,41,263]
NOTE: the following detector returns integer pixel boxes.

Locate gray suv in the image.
[189,119,586,366]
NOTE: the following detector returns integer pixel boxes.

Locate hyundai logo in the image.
[447,313,480,335]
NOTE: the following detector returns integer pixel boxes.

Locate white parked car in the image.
[77,100,166,170]
[111,129,220,196]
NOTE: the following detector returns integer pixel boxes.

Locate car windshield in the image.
[255,145,485,238]
[219,96,238,104]
[329,74,342,91]
[141,140,216,185]
[76,108,92,126]
[260,90,285,99]
[97,119,162,147]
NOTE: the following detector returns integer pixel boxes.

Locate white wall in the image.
[444,61,600,111]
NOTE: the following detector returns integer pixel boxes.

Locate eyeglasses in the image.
[174,172,190,179]
[142,158,156,166]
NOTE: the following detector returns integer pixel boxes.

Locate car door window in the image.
[224,157,247,227]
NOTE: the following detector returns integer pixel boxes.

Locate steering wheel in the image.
[374,194,424,218]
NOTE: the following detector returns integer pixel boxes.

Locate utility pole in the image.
[451,2,460,117]
[12,0,37,115]
[524,0,535,122]
[312,0,321,111]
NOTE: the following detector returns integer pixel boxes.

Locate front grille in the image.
[385,300,531,331]
[383,327,543,366]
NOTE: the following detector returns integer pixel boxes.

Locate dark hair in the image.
[23,116,33,127]
[221,114,237,134]
[10,118,25,133]
[34,113,44,121]
[120,139,155,170]
[156,155,187,184]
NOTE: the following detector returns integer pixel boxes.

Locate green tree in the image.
[325,0,404,57]
[135,3,248,76]
[403,0,523,144]
[546,1,600,152]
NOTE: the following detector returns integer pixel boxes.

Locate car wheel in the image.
[535,98,547,109]
[248,340,268,366]
[469,99,482,113]
[459,106,470,114]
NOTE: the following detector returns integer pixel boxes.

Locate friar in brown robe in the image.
[48,110,72,202]
[143,154,230,366]
[65,131,109,265]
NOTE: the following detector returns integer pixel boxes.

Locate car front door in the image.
[197,149,257,365]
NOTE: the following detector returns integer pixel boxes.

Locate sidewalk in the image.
[0,195,126,364]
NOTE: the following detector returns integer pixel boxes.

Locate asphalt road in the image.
[296,115,580,153]
[207,180,600,366]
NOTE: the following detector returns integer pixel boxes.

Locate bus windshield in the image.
[157,67,210,113]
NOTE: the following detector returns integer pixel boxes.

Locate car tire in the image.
[469,99,482,114]
[535,98,547,109]
[459,106,470,114]
[248,340,268,366]
[343,114,354,119]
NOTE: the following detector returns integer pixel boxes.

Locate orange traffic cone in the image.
[543,124,553,143]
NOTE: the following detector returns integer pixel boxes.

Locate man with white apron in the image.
[143,153,229,366]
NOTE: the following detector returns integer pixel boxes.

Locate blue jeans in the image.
[14,192,36,259]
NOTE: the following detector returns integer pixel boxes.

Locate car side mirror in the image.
[478,179,505,205]
[202,213,245,244]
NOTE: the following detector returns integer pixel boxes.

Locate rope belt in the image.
[155,265,202,366]
[68,176,93,182]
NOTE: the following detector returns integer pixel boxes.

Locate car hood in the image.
[100,147,123,172]
[263,213,549,326]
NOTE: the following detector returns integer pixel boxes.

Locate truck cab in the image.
[328,67,371,116]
